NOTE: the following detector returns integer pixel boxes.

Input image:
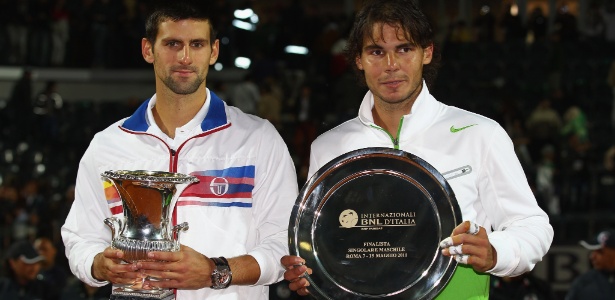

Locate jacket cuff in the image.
[249,250,283,286]
[84,251,110,287]
[485,231,520,277]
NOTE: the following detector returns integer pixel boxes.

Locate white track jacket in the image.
[62,90,298,300]
[308,84,553,277]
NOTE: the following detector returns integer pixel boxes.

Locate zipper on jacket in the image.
[170,149,177,172]
[369,117,404,150]
[121,122,232,173]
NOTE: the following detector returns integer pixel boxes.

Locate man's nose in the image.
[179,46,192,64]
[385,53,399,70]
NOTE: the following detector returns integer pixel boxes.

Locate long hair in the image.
[144,0,217,45]
[344,0,441,89]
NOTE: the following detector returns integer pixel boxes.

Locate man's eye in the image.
[400,47,412,53]
[371,50,383,56]
[191,42,204,48]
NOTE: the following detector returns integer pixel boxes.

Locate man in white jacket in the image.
[61,1,298,299]
[281,0,553,299]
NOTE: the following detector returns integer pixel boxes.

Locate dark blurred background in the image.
[0,0,614,299]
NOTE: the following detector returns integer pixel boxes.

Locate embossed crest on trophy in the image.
[102,170,198,300]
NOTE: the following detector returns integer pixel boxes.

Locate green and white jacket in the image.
[307,82,553,299]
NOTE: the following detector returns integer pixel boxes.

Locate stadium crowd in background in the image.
[0,0,614,298]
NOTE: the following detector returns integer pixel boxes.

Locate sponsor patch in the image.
[179,166,256,208]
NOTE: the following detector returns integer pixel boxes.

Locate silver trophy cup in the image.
[101,170,199,300]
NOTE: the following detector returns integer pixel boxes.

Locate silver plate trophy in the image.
[102,170,199,300]
[289,148,462,299]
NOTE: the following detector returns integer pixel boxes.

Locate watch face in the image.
[220,271,231,284]
[212,264,232,289]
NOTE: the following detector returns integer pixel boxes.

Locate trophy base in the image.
[110,288,175,300]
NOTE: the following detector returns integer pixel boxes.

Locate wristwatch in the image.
[210,257,232,289]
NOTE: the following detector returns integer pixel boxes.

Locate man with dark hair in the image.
[566,229,615,299]
[281,0,553,299]
[34,236,69,290]
[61,1,298,299]
[0,240,60,300]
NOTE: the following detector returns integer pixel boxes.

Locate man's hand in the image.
[92,247,141,284]
[440,221,497,273]
[281,255,312,296]
[137,245,214,290]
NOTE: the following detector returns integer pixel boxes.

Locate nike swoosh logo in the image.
[450,124,477,133]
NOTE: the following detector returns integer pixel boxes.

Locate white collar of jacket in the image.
[357,79,441,135]
[120,89,229,133]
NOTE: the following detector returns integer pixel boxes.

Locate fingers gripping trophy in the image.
[102,170,199,300]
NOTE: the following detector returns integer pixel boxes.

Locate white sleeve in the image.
[307,142,321,180]
[479,125,554,277]
[248,123,298,285]
[61,137,112,287]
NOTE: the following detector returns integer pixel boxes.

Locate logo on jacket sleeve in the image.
[103,180,123,215]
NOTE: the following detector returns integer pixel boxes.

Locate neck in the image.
[371,80,425,139]
[153,90,206,139]
[372,99,414,140]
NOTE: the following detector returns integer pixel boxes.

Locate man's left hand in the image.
[440,221,497,273]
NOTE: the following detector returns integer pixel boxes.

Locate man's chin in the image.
[380,94,412,105]
[172,88,200,95]
[164,80,202,95]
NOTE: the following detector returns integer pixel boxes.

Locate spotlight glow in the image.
[232,19,256,31]
[510,4,519,16]
[284,45,309,55]
[234,57,251,69]
[250,14,260,24]
[234,8,254,19]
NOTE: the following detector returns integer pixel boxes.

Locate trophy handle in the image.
[104,217,123,241]
[172,222,189,241]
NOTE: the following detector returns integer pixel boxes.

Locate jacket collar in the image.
[358,80,439,133]
[121,90,228,133]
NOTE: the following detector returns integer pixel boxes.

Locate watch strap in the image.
[211,256,229,266]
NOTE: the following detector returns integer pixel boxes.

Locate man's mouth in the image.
[172,67,196,75]
[381,79,404,88]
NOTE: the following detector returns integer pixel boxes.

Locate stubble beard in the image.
[377,79,423,110]
[161,72,205,95]
[373,87,417,112]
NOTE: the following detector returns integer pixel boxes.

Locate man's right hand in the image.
[281,255,312,296]
[92,247,142,284]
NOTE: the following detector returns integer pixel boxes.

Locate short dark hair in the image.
[344,0,440,89]
[145,0,218,45]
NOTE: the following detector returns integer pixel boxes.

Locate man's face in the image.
[34,238,56,268]
[589,247,615,271]
[142,19,219,95]
[9,259,41,283]
[355,23,432,108]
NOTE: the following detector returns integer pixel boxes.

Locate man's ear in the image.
[423,43,433,65]
[209,39,220,65]
[355,55,363,70]
[142,38,154,64]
